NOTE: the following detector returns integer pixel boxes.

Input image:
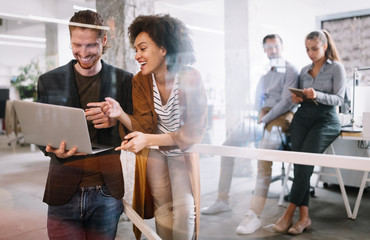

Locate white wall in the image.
[57,23,74,67]
[155,0,225,115]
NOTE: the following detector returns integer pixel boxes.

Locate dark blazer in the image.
[37,59,133,206]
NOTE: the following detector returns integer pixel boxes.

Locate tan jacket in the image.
[120,68,207,239]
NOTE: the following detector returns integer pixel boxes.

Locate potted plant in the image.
[11,60,42,101]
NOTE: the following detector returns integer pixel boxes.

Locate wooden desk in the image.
[340,131,363,139]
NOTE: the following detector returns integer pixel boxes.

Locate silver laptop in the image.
[13,100,113,154]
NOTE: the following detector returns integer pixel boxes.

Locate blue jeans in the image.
[47,185,123,240]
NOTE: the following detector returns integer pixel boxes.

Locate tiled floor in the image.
[1,132,370,240]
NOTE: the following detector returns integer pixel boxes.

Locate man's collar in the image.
[270,58,286,68]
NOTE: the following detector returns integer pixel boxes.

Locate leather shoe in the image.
[273,217,292,233]
[288,219,312,235]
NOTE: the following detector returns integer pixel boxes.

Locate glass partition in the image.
[2,1,370,240]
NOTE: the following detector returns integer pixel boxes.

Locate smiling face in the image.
[134,32,167,76]
[305,38,327,63]
[70,27,107,75]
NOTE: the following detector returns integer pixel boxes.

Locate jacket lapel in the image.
[100,60,115,101]
[66,60,82,108]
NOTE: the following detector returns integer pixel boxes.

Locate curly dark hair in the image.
[128,14,195,72]
[69,10,109,54]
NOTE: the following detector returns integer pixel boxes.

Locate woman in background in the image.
[273,30,346,235]
[92,14,207,240]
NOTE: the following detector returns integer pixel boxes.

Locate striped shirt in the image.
[152,73,182,156]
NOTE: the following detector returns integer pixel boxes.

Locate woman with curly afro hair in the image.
[99,14,207,240]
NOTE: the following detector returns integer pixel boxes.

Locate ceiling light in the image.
[0,34,46,42]
[73,5,97,12]
[186,24,224,35]
[0,41,45,48]
[0,12,110,30]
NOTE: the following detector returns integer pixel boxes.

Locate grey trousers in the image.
[217,111,293,216]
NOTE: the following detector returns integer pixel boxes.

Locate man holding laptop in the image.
[37,10,132,239]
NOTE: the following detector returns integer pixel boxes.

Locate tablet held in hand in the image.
[288,87,318,105]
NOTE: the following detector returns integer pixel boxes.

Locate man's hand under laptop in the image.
[46,141,88,158]
[85,102,117,129]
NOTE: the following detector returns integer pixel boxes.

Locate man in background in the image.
[201,34,299,235]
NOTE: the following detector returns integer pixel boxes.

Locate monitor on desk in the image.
[354,86,370,126]
[363,112,370,140]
